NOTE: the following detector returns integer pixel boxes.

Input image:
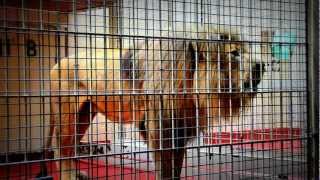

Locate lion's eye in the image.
[231,50,239,57]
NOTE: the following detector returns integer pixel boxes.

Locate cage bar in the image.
[0,0,318,179]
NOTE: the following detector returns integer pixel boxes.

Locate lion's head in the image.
[187,27,265,127]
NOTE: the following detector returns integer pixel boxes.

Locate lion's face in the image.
[190,32,264,126]
[217,34,264,93]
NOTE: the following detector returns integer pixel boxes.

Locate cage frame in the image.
[0,0,319,179]
[306,0,319,179]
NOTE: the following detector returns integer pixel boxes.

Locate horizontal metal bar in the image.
[0,26,307,46]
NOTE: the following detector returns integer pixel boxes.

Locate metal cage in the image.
[0,0,318,179]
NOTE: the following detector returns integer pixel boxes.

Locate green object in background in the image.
[271,31,296,61]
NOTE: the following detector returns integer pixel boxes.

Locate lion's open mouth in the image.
[243,63,265,92]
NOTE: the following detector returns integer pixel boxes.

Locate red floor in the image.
[0,128,302,179]
[0,159,155,180]
[204,128,302,153]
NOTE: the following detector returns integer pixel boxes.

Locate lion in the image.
[40,26,264,180]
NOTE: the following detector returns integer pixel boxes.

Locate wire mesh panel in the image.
[0,0,318,179]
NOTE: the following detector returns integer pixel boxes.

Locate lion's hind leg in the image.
[76,99,98,180]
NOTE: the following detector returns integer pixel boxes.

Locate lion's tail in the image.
[46,104,55,151]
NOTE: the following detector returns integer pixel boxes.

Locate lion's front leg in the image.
[53,97,93,180]
[147,121,185,180]
[148,133,185,180]
[54,101,78,180]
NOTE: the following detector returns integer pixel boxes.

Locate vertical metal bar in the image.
[169,0,177,177]
[39,0,45,162]
[102,1,109,179]
[259,3,266,178]
[287,0,294,177]
[72,0,79,176]
[117,1,125,179]
[205,2,212,179]
[109,2,119,49]
[182,1,188,177]
[87,0,93,174]
[306,0,319,179]
[297,8,304,177]
[278,0,284,176]
[269,1,275,175]
[217,0,222,148]
[2,0,9,164]
[193,1,201,179]
[239,1,245,176]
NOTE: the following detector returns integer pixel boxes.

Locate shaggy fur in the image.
[45,26,264,180]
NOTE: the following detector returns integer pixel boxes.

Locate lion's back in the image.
[50,49,122,93]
